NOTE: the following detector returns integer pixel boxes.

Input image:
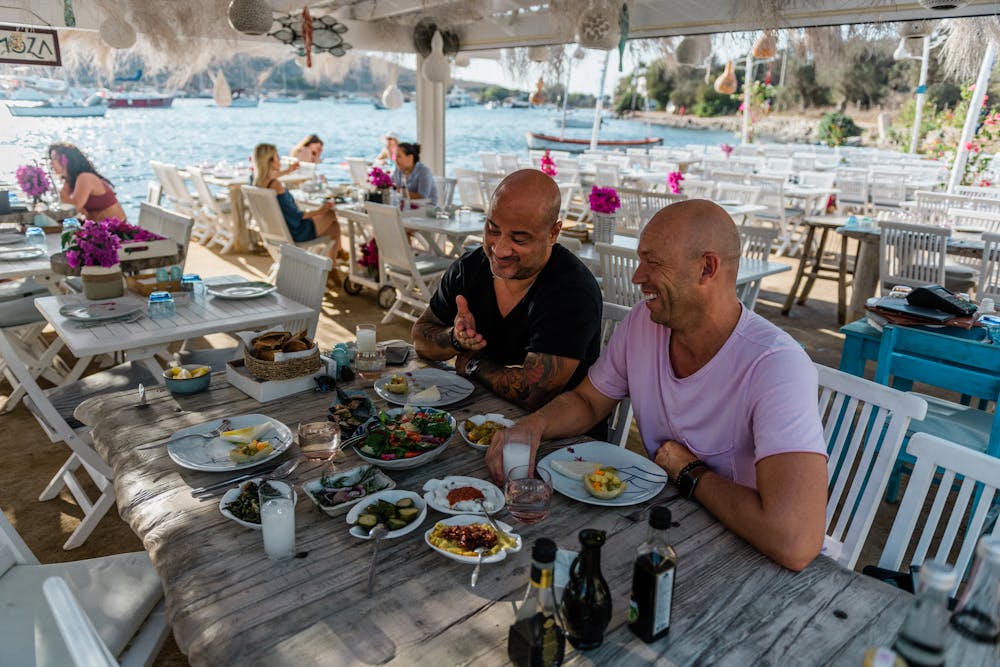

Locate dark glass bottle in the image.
[628,505,677,643]
[560,529,612,651]
[508,538,565,667]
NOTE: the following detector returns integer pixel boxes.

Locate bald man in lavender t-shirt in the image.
[485,200,829,572]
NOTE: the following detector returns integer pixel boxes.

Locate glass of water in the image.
[260,480,296,560]
[297,420,342,464]
[24,226,46,250]
[504,465,552,524]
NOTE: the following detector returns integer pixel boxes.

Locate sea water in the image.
[1,99,734,218]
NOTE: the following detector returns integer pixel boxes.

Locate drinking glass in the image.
[24,226,46,250]
[260,480,295,560]
[298,420,342,463]
[503,442,532,481]
[504,465,552,524]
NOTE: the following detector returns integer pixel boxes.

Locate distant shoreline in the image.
[631,109,880,145]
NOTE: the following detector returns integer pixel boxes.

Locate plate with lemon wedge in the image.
[165,414,293,472]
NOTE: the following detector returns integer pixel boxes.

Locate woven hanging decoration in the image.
[751,30,778,59]
[269,12,351,61]
[529,78,546,105]
[576,6,619,50]
[714,61,737,95]
[227,0,274,36]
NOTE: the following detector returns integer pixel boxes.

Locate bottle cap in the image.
[650,505,672,529]
[976,534,1000,563]
[918,559,958,592]
[578,528,606,546]
[531,537,557,563]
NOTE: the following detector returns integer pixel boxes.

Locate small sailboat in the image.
[229,89,259,107]
[212,70,233,107]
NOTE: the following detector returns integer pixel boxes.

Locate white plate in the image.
[353,407,455,470]
[346,490,427,539]
[0,247,45,260]
[424,514,522,564]
[0,233,25,245]
[422,476,505,515]
[166,414,293,472]
[206,281,276,299]
[301,464,396,517]
[372,368,474,407]
[458,413,515,451]
[538,441,668,507]
[58,301,143,322]
[219,478,299,530]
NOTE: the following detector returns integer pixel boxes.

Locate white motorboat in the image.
[7,95,108,117]
[446,86,476,108]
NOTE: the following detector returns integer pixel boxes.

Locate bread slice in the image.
[549,459,601,481]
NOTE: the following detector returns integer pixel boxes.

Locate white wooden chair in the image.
[616,187,645,237]
[816,364,928,569]
[737,226,779,310]
[479,171,505,205]
[345,157,372,189]
[911,190,969,225]
[557,182,577,221]
[479,152,500,172]
[596,242,641,307]
[593,161,621,188]
[601,301,635,448]
[869,176,908,214]
[714,182,762,206]
[434,176,457,210]
[754,178,806,256]
[834,169,870,215]
[454,168,486,211]
[954,185,1000,201]
[145,181,161,206]
[0,505,168,667]
[274,243,332,339]
[878,433,1000,595]
[365,203,453,324]
[242,185,334,281]
[148,161,196,217]
[949,207,1000,234]
[978,231,1000,302]
[681,178,716,199]
[136,202,194,269]
[186,167,236,252]
[878,219,949,293]
[497,154,520,174]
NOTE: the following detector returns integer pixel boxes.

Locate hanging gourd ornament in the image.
[714,61,737,95]
[751,30,778,59]
[529,78,546,106]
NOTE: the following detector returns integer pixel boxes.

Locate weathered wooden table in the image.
[82,368,932,666]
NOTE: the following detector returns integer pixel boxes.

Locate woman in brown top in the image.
[49,143,128,222]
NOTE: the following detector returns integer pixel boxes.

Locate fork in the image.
[135,418,232,450]
[76,313,145,329]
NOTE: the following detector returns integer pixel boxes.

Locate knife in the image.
[190,466,280,496]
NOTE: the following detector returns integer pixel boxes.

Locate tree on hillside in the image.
[644,60,674,110]
[480,85,514,103]
[775,60,830,110]
[834,39,894,110]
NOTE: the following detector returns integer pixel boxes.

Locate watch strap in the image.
[676,459,710,501]
[449,327,466,352]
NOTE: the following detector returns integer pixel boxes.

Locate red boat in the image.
[526,131,663,152]
[103,91,174,108]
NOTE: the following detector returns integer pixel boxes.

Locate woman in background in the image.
[290,134,324,163]
[375,131,398,167]
[392,142,437,206]
[252,143,346,268]
[48,142,128,222]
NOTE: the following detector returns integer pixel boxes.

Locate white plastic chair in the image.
[0,505,168,667]
[365,202,453,324]
[878,433,1000,595]
[241,185,334,281]
[595,242,641,307]
[345,157,372,189]
[186,167,235,252]
[601,301,635,448]
[816,364,928,569]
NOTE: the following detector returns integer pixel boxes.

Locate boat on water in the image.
[552,112,603,129]
[446,86,476,108]
[341,93,373,104]
[525,131,663,152]
[263,93,302,104]
[102,90,174,108]
[228,89,259,107]
[8,95,108,117]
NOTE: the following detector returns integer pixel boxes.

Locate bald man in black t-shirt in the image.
[412,169,602,411]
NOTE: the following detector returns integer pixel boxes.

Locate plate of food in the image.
[537,441,668,507]
[58,301,143,322]
[0,246,45,260]
[219,478,299,530]
[373,368,475,408]
[459,413,515,451]
[422,476,505,515]
[166,414,292,472]
[301,464,395,517]
[424,514,521,564]
[346,490,427,539]
[327,389,375,437]
[205,281,276,300]
[353,407,455,470]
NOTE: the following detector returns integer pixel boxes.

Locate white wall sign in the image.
[0,25,61,66]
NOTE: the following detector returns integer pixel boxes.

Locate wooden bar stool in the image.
[782,215,855,324]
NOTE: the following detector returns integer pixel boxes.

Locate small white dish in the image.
[422,476,505,515]
[458,413,515,451]
[424,514,522,564]
[346,490,427,539]
[219,478,299,530]
[301,465,396,517]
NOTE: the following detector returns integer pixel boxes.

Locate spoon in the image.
[367,523,389,596]
[470,547,486,588]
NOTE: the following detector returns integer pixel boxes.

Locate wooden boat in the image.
[525,131,663,152]
[104,91,174,108]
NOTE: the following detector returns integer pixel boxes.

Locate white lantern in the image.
[227,0,274,36]
[99,17,136,50]
[421,31,451,84]
[381,84,404,109]
[575,8,618,50]
[528,46,548,62]
[454,53,471,68]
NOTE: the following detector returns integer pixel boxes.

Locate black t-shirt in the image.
[429,244,603,391]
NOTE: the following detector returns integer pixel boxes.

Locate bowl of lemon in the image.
[163,364,212,395]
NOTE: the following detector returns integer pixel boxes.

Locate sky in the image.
[457,48,647,96]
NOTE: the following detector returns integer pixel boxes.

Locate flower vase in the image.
[81,264,124,300]
[592,213,616,244]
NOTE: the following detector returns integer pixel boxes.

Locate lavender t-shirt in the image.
[589,304,827,489]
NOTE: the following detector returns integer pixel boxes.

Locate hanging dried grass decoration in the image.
[939,17,1000,82]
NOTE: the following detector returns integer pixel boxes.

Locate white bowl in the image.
[345,489,427,539]
[424,514,522,564]
[458,413,515,451]
[301,464,396,517]
[353,407,456,470]
[422,476,505,515]
[219,478,298,530]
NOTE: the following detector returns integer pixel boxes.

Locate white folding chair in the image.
[601,301,635,448]
[186,167,235,252]
[0,504,168,667]
[136,202,194,269]
[274,243,332,339]
[434,176,457,210]
[242,185,334,281]
[148,161,197,217]
[878,433,1000,595]
[593,161,621,188]
[345,157,373,189]
[365,203,453,324]
[737,226,779,310]
[615,187,645,238]
[911,190,969,225]
[595,242,641,307]
[978,231,1000,302]
[816,364,928,569]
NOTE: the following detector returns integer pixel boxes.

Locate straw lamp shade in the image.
[576,7,619,50]
[454,53,470,67]
[751,30,778,59]
[421,31,450,83]
[227,0,274,36]
[99,17,136,49]
[714,61,737,95]
[381,83,404,109]
[675,35,711,65]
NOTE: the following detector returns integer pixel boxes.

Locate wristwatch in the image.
[464,356,482,379]
[449,327,466,352]
[676,460,710,501]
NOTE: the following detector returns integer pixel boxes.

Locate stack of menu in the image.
[865,297,975,330]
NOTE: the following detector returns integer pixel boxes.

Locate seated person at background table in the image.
[375,131,398,167]
[392,142,437,207]
[412,169,602,412]
[290,134,324,164]
[485,200,828,572]
[252,143,347,263]
[49,142,127,222]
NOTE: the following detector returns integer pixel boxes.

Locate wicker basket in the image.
[243,345,321,382]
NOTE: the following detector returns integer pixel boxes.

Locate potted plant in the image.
[62,218,164,299]
[540,150,558,177]
[588,186,621,244]
[367,166,394,204]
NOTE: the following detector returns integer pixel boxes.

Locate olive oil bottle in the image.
[627,505,677,643]
[509,538,565,667]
